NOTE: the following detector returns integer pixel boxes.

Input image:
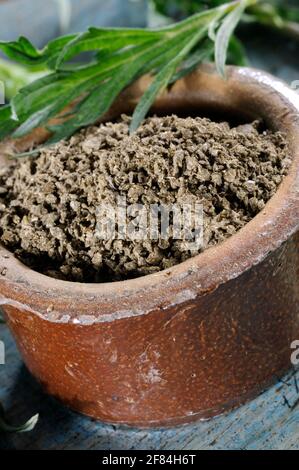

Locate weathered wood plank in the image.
[0,324,298,450]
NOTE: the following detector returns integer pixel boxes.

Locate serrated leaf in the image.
[0,35,76,68]
[0,37,41,65]
[0,403,39,433]
[55,28,164,69]
[130,24,210,133]
[170,40,214,83]
[15,27,202,140]
[12,74,103,137]
[215,0,247,77]
[12,39,169,121]
[48,32,193,141]
[0,1,251,142]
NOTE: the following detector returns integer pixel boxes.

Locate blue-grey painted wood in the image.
[0,0,147,47]
[0,324,298,450]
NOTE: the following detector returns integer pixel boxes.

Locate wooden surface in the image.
[0,324,298,450]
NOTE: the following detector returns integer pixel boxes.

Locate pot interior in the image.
[0,65,298,288]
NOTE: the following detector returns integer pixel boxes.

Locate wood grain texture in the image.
[0,324,298,450]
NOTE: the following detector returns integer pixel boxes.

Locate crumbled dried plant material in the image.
[0,115,291,282]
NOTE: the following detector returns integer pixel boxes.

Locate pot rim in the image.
[1,64,299,323]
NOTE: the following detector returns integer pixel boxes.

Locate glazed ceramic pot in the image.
[0,64,299,427]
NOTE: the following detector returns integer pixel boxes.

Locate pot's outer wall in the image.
[1,65,299,426]
[3,236,299,426]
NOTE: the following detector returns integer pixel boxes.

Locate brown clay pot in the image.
[0,64,299,427]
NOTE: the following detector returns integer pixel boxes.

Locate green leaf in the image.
[208,11,224,41]
[170,40,214,83]
[0,35,76,67]
[12,74,102,137]
[14,26,204,139]
[55,28,165,69]
[0,105,19,140]
[0,57,47,101]
[129,8,226,132]
[131,62,182,133]
[13,38,174,137]
[0,1,254,145]
[48,63,142,141]
[215,0,247,77]
[0,404,39,433]
[130,25,209,133]
[48,30,195,141]
[12,39,168,120]
[0,37,41,65]
[12,104,58,138]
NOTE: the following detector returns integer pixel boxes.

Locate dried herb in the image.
[0,0,257,148]
[0,115,291,282]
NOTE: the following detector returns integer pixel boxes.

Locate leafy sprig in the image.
[0,403,38,433]
[0,58,46,101]
[0,0,257,149]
